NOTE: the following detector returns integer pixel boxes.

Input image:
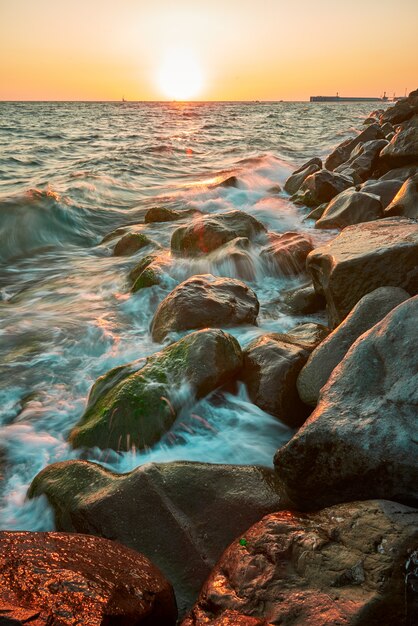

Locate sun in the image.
[158,48,203,101]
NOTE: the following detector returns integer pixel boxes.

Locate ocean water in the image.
[0,101,377,530]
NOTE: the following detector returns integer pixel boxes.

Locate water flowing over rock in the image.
[297,287,410,405]
[384,174,418,219]
[307,217,418,327]
[28,460,283,618]
[315,188,383,229]
[0,531,177,626]
[242,323,328,427]
[299,169,353,206]
[171,210,267,257]
[182,500,418,626]
[275,296,418,509]
[284,158,322,195]
[378,115,418,170]
[68,329,242,451]
[150,274,259,342]
[207,237,256,280]
[113,231,154,256]
[260,232,313,275]
[325,123,385,171]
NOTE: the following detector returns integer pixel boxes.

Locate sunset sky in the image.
[1,0,417,101]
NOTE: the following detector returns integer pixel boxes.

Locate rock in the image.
[381,121,395,137]
[275,296,418,509]
[132,266,163,291]
[150,274,259,342]
[260,232,313,274]
[171,210,267,257]
[299,169,353,206]
[378,115,418,170]
[325,123,385,171]
[219,175,239,187]
[69,329,242,451]
[284,161,321,195]
[315,188,383,230]
[128,252,159,285]
[385,174,418,218]
[113,232,153,256]
[182,500,418,626]
[101,226,129,244]
[307,217,418,327]
[145,206,200,223]
[379,164,418,181]
[380,96,418,125]
[297,287,410,405]
[242,323,328,427]
[305,203,327,220]
[283,283,326,314]
[360,178,403,208]
[363,115,378,125]
[207,237,256,281]
[0,531,177,626]
[335,139,388,181]
[28,460,283,617]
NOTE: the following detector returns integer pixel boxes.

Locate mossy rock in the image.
[113,232,153,256]
[68,329,243,451]
[132,267,162,292]
[128,253,159,285]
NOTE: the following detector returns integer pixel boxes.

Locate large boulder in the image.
[297,287,410,405]
[171,211,267,257]
[284,158,322,195]
[68,329,242,451]
[242,323,328,427]
[0,531,177,626]
[380,95,418,125]
[260,232,313,275]
[377,115,418,170]
[275,296,418,509]
[325,123,385,171]
[28,460,283,617]
[335,139,388,181]
[385,174,418,218]
[299,169,353,206]
[360,178,403,208]
[182,500,418,626]
[150,274,259,342]
[307,217,418,327]
[315,188,383,230]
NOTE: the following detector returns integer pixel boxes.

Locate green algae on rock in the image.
[68,329,243,451]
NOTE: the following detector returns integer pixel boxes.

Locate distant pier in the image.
[310,95,388,102]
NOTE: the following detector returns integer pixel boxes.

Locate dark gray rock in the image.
[150,274,259,342]
[360,178,403,208]
[182,500,418,626]
[284,160,321,195]
[283,283,326,314]
[28,460,283,618]
[378,115,418,170]
[307,217,418,327]
[325,124,385,171]
[113,232,154,256]
[275,295,418,509]
[297,287,410,405]
[299,170,353,206]
[335,139,388,181]
[315,188,383,230]
[144,206,201,223]
[379,164,418,181]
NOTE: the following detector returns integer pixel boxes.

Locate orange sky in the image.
[1,0,417,101]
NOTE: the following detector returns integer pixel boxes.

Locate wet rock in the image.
[101,226,129,244]
[297,286,410,405]
[242,323,328,427]
[68,329,242,451]
[335,138,388,181]
[299,169,353,206]
[207,237,256,281]
[307,217,418,327]
[284,160,321,195]
[171,210,267,257]
[219,175,239,187]
[360,178,403,208]
[315,188,383,230]
[380,95,418,125]
[283,283,326,314]
[145,206,201,223]
[128,252,160,285]
[305,203,327,220]
[260,232,313,274]
[113,232,154,256]
[150,274,259,342]
[379,164,418,181]
[132,265,163,291]
[385,174,418,218]
[325,123,385,171]
[275,296,418,509]
[378,115,418,170]
[182,500,418,626]
[28,460,283,617]
[0,531,177,626]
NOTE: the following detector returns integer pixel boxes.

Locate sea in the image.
[0,100,379,530]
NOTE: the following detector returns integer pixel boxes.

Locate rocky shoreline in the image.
[1,91,418,625]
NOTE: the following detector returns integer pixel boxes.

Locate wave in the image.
[0,189,99,263]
